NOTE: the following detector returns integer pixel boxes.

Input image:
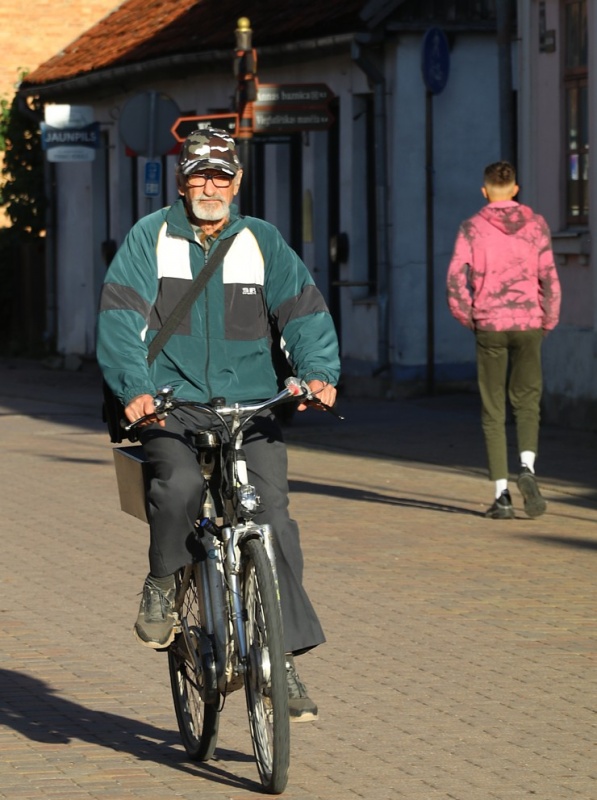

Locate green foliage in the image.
[0,228,17,349]
[0,92,46,236]
[0,79,47,354]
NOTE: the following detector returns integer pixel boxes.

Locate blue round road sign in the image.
[421,27,450,95]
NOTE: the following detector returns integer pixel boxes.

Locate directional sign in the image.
[256,83,334,105]
[253,108,334,134]
[252,83,335,133]
[171,113,239,142]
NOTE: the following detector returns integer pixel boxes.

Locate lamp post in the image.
[234,17,257,214]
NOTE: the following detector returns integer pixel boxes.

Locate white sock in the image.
[520,451,536,472]
[495,479,508,498]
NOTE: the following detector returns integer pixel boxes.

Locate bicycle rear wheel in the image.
[242,538,290,794]
[168,568,219,761]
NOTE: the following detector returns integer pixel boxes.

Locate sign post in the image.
[421,27,450,395]
[234,17,258,214]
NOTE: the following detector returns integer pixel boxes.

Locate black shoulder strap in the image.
[147,233,237,366]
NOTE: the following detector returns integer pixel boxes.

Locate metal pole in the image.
[145,90,157,216]
[235,18,255,216]
[496,0,515,162]
[238,138,252,214]
[425,89,435,395]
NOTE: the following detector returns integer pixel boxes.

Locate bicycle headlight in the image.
[237,484,259,515]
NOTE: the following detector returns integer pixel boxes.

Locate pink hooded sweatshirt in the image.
[446,200,561,332]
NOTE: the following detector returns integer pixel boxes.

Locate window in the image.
[564,0,588,225]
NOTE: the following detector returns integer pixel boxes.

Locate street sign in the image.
[119,91,180,157]
[253,108,334,134]
[144,160,161,197]
[252,82,335,133]
[41,122,100,162]
[421,27,450,95]
[42,104,100,162]
[171,113,239,142]
[256,83,334,105]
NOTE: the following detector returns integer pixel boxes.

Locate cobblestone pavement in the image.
[0,358,595,799]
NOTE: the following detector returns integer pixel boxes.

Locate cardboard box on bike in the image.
[112,445,151,523]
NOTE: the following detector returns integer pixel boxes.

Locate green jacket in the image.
[97,199,340,406]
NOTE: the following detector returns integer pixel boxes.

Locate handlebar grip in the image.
[284,377,310,398]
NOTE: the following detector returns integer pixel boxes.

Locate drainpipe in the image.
[352,39,391,377]
[496,0,515,163]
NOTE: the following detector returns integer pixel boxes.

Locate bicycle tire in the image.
[242,537,290,794]
[168,569,219,761]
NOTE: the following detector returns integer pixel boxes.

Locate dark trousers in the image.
[475,329,544,481]
[139,408,325,655]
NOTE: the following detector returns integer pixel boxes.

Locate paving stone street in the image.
[0,358,595,799]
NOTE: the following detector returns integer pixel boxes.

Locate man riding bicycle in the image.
[96,127,340,722]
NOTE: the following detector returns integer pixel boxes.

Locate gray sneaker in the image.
[517,466,547,518]
[134,575,178,649]
[286,656,318,722]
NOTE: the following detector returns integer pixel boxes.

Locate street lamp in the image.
[234,17,257,213]
[234,17,257,107]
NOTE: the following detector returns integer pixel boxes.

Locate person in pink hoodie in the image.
[447,161,561,519]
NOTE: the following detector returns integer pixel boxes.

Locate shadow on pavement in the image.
[1,357,596,499]
[289,478,481,516]
[0,668,262,793]
[513,533,597,552]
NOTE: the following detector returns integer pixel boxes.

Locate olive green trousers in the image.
[475,329,544,481]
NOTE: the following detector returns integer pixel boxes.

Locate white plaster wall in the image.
[543,326,597,396]
[588,0,597,331]
[345,301,378,363]
[523,1,561,228]
[517,0,597,420]
[391,34,501,375]
[52,55,365,357]
[50,39,503,381]
[54,161,96,355]
[542,326,597,428]
[47,11,597,421]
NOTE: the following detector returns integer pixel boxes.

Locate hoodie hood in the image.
[478,201,535,235]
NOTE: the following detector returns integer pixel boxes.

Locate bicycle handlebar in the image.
[122,376,342,434]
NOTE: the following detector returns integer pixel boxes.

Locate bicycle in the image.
[123,377,326,794]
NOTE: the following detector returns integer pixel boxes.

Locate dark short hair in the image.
[484,161,516,187]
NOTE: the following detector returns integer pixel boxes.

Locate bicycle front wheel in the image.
[168,568,219,761]
[242,538,290,794]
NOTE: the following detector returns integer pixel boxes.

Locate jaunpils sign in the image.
[41,105,101,162]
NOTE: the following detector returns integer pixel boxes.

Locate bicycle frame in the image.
[171,406,284,698]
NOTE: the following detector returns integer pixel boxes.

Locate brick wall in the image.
[0,1,118,98]
[0,1,118,228]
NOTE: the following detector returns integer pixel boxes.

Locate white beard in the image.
[190,195,230,222]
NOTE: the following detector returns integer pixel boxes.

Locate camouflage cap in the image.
[176,127,241,176]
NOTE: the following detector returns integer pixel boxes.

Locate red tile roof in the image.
[22,0,366,89]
